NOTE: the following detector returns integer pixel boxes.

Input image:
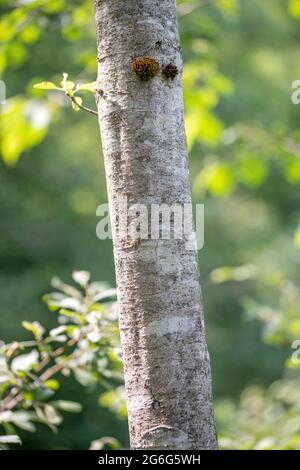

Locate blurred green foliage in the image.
[1,0,300,449]
[0,270,123,449]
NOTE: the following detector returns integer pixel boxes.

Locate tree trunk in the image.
[94,0,217,450]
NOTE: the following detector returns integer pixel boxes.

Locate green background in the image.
[1,0,300,449]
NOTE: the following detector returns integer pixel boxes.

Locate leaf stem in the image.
[68,94,98,117]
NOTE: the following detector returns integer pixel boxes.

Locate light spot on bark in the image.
[144,316,195,337]
[139,425,190,450]
[127,394,153,414]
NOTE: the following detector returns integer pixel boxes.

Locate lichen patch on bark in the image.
[132,57,160,81]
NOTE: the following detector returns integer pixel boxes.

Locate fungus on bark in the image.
[162,63,178,80]
[131,57,160,81]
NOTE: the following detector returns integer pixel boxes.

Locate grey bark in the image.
[94,0,218,450]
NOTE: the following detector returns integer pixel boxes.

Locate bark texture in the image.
[94,0,218,450]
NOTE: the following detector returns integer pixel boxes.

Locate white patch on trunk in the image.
[144,316,194,337]
[127,395,153,414]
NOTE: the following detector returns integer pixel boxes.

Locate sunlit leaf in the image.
[6,41,28,68]
[22,321,45,340]
[62,24,81,41]
[33,81,61,90]
[75,81,96,93]
[19,24,40,44]
[288,0,300,19]
[42,0,65,15]
[52,400,82,413]
[44,379,60,391]
[43,404,62,425]
[43,292,84,312]
[186,110,223,150]
[294,225,300,249]
[9,411,36,432]
[284,158,300,183]
[0,98,50,166]
[11,350,39,373]
[210,265,257,283]
[0,435,21,445]
[73,368,97,386]
[215,0,238,16]
[72,270,91,287]
[89,437,121,450]
[60,73,75,93]
[99,386,127,420]
[237,153,268,188]
[71,96,83,112]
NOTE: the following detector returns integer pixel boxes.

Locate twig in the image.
[35,337,77,373]
[1,338,78,411]
[39,361,66,383]
[68,95,98,117]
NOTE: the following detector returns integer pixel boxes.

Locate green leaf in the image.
[215,0,238,16]
[22,321,45,340]
[52,400,82,413]
[294,225,300,249]
[51,277,82,298]
[58,309,86,324]
[93,288,117,303]
[210,265,257,284]
[33,81,61,90]
[44,405,62,425]
[44,379,60,391]
[73,368,97,386]
[43,293,84,312]
[194,160,235,197]
[19,24,40,44]
[289,0,300,19]
[0,372,11,385]
[237,153,268,188]
[49,325,67,342]
[72,270,90,287]
[6,41,28,68]
[185,109,223,150]
[62,24,81,41]
[60,73,75,93]
[75,81,96,93]
[71,96,83,112]
[35,386,55,401]
[42,0,65,14]
[89,437,120,450]
[11,350,39,373]
[10,411,36,432]
[0,98,50,166]
[99,386,127,419]
[0,435,21,445]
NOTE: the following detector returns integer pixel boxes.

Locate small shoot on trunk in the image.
[33,73,98,116]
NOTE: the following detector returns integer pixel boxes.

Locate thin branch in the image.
[3,351,77,411]
[35,337,77,373]
[68,95,98,117]
[39,361,66,383]
[1,338,78,411]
